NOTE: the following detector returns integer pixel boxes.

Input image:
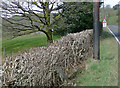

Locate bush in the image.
[2,30,93,86]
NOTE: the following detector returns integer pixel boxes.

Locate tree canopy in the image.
[1,1,64,43]
[53,2,93,36]
[1,1,97,42]
[113,4,120,10]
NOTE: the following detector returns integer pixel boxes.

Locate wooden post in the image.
[93,1,100,60]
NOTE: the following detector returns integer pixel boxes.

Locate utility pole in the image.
[93,1,100,60]
[103,0,105,19]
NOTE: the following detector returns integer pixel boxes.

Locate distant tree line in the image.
[113,4,120,10]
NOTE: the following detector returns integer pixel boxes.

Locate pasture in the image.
[2,33,61,56]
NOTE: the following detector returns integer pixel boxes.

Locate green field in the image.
[76,28,118,86]
[2,33,61,56]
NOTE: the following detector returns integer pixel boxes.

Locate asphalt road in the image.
[107,25,120,38]
[107,25,120,44]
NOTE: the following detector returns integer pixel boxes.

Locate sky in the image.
[104,0,120,7]
[1,0,119,8]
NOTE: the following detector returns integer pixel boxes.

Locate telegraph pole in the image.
[103,0,105,19]
[93,1,100,60]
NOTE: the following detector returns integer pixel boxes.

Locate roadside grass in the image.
[76,28,118,86]
[2,33,61,56]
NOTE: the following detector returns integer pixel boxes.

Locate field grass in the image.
[2,33,61,56]
[76,28,118,86]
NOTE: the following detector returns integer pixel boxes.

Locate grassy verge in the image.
[2,33,61,56]
[76,28,118,86]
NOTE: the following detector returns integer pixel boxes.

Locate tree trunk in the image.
[40,2,53,44]
[46,28,53,43]
[46,2,53,43]
[39,29,53,44]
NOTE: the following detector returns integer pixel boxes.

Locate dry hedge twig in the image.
[2,29,93,87]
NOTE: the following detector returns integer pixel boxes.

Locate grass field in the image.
[76,28,118,86]
[2,33,61,56]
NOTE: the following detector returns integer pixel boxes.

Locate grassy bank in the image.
[2,33,61,56]
[76,28,118,86]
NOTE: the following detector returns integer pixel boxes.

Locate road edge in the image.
[107,26,120,45]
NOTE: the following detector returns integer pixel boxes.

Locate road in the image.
[107,25,120,44]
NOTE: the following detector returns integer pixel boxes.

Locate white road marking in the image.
[107,26,120,45]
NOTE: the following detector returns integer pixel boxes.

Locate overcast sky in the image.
[104,0,120,7]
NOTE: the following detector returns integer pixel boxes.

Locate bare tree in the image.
[1,0,64,43]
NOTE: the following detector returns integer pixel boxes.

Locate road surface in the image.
[107,25,120,44]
